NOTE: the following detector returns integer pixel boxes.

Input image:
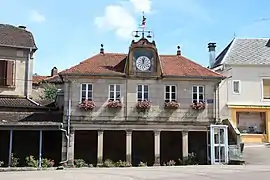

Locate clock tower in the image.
[125,14,162,78]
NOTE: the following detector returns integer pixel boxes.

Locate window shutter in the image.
[5,61,14,86]
[0,61,5,85]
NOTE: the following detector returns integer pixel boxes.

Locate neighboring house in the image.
[210,38,270,143]
[59,37,223,166]
[32,67,63,100]
[0,24,63,167]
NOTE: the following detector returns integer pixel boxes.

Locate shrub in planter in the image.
[25,155,38,167]
[11,153,19,167]
[107,100,122,109]
[164,101,180,109]
[115,160,132,167]
[190,102,205,110]
[136,100,151,111]
[78,100,96,110]
[74,159,87,168]
[42,158,55,168]
[103,159,115,167]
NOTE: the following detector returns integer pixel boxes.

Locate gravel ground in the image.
[1,165,270,180]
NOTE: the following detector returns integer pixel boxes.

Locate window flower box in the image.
[164,101,180,109]
[136,100,151,111]
[78,100,96,110]
[107,100,122,109]
[190,102,205,110]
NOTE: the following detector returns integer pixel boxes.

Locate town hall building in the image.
[59,27,224,166]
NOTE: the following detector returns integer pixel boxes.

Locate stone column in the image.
[154,131,161,166]
[97,130,104,166]
[126,130,132,164]
[182,131,189,159]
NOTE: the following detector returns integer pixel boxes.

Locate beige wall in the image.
[0,46,33,97]
[63,78,218,123]
[32,84,63,100]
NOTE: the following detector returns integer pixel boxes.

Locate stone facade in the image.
[0,46,34,97]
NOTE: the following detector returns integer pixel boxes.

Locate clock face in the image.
[135,56,151,71]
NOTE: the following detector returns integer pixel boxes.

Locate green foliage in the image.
[103,159,115,167]
[166,160,176,166]
[179,152,198,165]
[74,159,87,168]
[115,160,132,167]
[42,158,55,168]
[40,83,58,100]
[25,155,38,167]
[11,153,19,167]
[138,161,147,167]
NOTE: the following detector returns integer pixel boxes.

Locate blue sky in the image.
[1,0,270,75]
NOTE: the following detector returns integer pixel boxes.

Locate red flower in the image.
[136,100,151,110]
[107,100,122,108]
[164,101,180,109]
[190,102,205,110]
[78,100,96,110]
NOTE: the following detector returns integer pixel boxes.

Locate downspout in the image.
[217,80,221,123]
[60,80,71,164]
[213,83,216,124]
[25,48,32,98]
[125,78,128,121]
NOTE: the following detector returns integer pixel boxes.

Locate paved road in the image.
[1,165,270,180]
[244,143,270,165]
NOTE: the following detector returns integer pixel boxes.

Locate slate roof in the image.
[60,53,222,78]
[0,111,63,127]
[213,38,270,67]
[0,24,37,49]
[0,96,41,108]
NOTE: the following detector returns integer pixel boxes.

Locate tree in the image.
[40,83,58,100]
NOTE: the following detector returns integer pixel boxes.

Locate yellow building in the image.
[210,38,270,143]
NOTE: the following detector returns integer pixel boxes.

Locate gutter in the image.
[162,75,225,80]
[25,48,32,98]
[59,73,125,78]
[59,127,69,165]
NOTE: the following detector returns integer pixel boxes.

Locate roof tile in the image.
[60,53,222,78]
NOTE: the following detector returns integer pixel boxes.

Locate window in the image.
[80,84,93,102]
[0,60,15,86]
[232,80,240,94]
[262,79,270,100]
[137,85,149,101]
[109,84,121,101]
[165,85,177,102]
[192,86,204,103]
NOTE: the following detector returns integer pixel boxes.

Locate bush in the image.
[42,158,55,168]
[74,159,87,168]
[179,152,198,165]
[11,153,19,167]
[25,155,38,167]
[166,160,176,166]
[103,159,115,167]
[138,161,147,167]
[115,160,132,167]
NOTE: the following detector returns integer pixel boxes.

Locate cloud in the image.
[30,10,46,23]
[94,0,152,40]
[130,0,152,13]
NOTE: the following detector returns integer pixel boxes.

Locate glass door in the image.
[210,124,229,164]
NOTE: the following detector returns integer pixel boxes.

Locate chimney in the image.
[51,67,58,76]
[100,44,104,54]
[18,25,26,30]
[177,45,181,56]
[208,42,216,68]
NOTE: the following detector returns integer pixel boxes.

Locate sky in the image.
[1,0,270,75]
